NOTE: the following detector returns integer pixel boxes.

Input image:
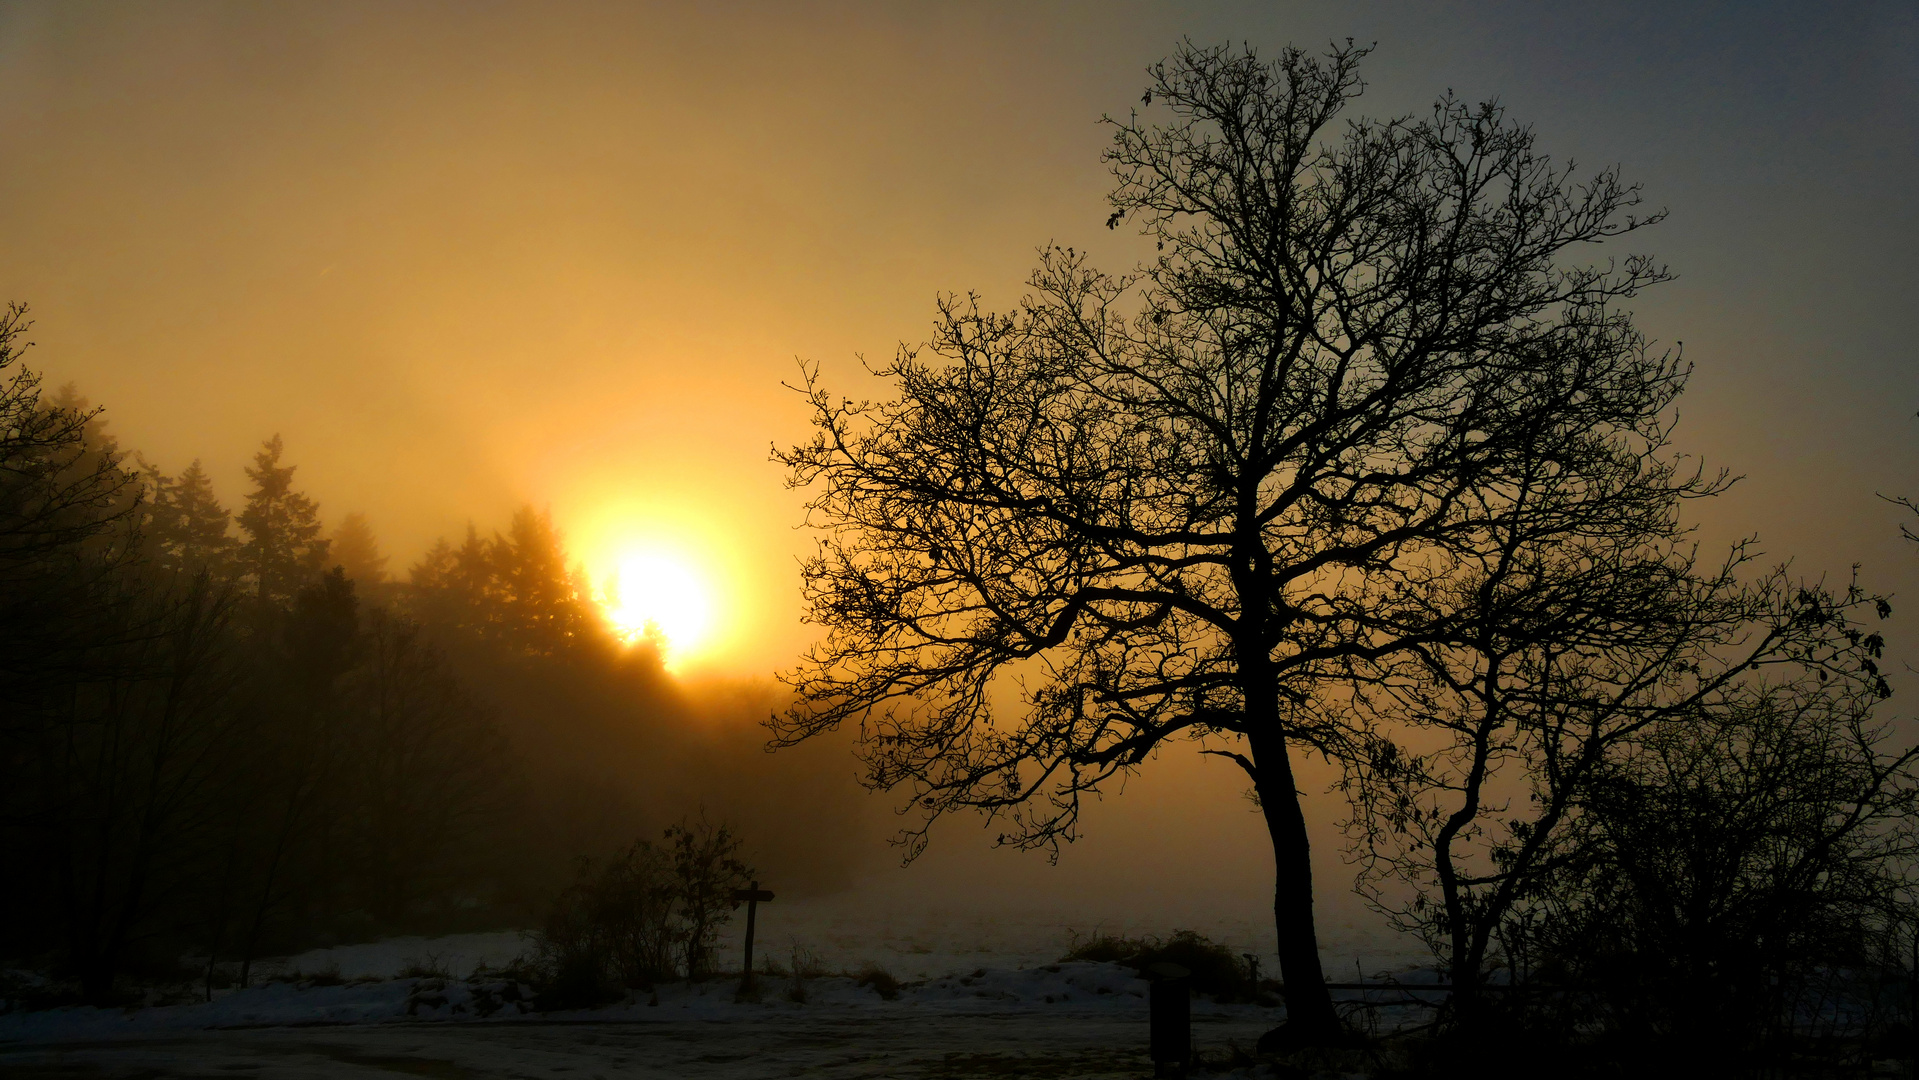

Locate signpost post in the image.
[731,880,775,991]
[1146,961,1191,1077]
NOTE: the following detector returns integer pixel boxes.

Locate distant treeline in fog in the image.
[0,307,867,1002]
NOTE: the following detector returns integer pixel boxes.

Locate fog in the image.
[2,0,1914,953]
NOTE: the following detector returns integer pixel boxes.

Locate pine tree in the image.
[144,459,236,577]
[328,512,388,585]
[452,523,493,609]
[409,538,455,590]
[408,523,497,634]
[236,435,327,605]
[406,509,605,655]
[172,461,237,573]
[495,506,596,654]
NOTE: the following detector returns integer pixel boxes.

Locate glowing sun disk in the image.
[603,553,714,658]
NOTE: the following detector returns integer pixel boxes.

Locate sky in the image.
[2,0,1915,933]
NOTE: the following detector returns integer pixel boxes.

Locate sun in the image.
[602,552,716,661]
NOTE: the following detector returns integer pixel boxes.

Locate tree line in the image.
[0,303,864,1003]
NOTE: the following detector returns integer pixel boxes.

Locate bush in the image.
[531,815,755,1006]
[397,955,451,980]
[1508,687,1919,1069]
[534,949,621,1012]
[537,842,676,998]
[856,963,900,1000]
[1062,929,1252,1000]
[664,817,753,979]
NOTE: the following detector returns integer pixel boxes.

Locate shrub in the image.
[531,815,755,1006]
[397,954,451,980]
[1062,929,1252,1000]
[664,817,752,980]
[535,842,676,1000]
[856,963,901,1000]
[1061,932,1153,966]
[534,949,621,1011]
[1509,687,1919,1068]
[785,944,824,1003]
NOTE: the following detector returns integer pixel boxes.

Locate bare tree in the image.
[31,570,248,1002]
[773,41,1678,1042]
[0,303,143,702]
[1526,681,1916,1067]
[342,608,515,928]
[1340,547,1893,1025]
[664,816,752,980]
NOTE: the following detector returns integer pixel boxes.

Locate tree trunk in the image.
[1434,719,1497,1029]
[1249,728,1340,1041]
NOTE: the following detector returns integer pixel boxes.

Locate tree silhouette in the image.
[409,507,603,657]
[328,511,389,586]
[496,507,581,651]
[142,459,237,578]
[236,435,327,605]
[775,41,1679,1042]
[408,524,490,632]
[340,608,513,927]
[1342,553,1893,1026]
[0,303,143,708]
[233,567,361,985]
[1522,680,1917,1067]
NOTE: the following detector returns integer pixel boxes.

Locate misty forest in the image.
[0,306,870,998]
[3,8,1917,1080]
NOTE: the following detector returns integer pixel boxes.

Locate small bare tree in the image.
[775,41,1680,1042]
[1527,682,1917,1066]
[536,815,752,999]
[665,817,752,980]
[1341,547,1894,1025]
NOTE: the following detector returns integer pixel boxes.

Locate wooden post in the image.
[731,881,775,991]
[1147,961,1191,1076]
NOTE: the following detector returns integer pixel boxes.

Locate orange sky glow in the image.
[2,4,1911,684]
[0,0,1913,927]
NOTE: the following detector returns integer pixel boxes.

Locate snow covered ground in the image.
[0,901,1435,1078]
[1,995,1279,1079]
[0,961,1428,1078]
[238,891,1428,989]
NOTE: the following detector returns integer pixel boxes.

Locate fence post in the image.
[1147,961,1192,1077]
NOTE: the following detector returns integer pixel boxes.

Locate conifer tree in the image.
[452,523,493,610]
[409,538,455,589]
[236,435,327,605]
[407,509,605,654]
[144,459,236,577]
[407,536,459,627]
[329,512,388,585]
[495,507,595,654]
[408,523,500,634]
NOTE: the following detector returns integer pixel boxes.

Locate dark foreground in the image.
[0,1010,1284,1080]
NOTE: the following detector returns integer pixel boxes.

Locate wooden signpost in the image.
[731,880,774,990]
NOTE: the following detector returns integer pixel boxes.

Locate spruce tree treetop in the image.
[237,435,327,605]
[143,458,237,578]
[407,509,605,657]
[329,511,388,586]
